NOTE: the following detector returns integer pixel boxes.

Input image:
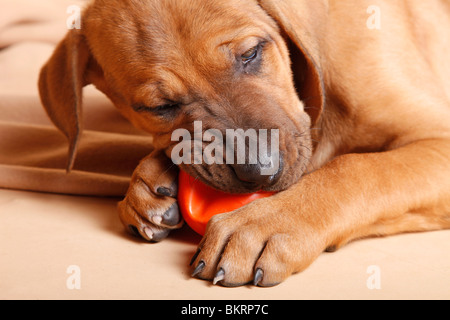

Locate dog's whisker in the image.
[298,143,313,153]
[293,133,319,145]
[295,145,317,173]
[154,162,177,189]
[301,160,316,176]
[303,105,321,110]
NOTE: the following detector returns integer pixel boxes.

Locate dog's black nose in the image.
[232,154,283,187]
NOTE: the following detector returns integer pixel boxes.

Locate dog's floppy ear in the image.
[39,29,91,172]
[258,0,326,125]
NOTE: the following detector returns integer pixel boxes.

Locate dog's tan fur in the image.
[39,0,450,287]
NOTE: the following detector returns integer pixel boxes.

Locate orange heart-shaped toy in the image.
[178,170,275,236]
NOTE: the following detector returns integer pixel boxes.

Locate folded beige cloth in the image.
[0,0,153,197]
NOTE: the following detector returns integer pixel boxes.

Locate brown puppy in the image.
[39,0,450,287]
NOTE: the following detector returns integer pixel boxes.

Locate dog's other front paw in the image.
[190,196,326,287]
[118,151,182,242]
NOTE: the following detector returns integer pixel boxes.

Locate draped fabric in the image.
[0,0,153,197]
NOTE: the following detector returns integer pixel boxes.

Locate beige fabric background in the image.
[0,0,449,300]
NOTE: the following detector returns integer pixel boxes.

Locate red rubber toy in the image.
[178,170,275,236]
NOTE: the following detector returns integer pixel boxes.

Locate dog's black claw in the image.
[128,225,141,237]
[213,268,225,285]
[254,268,264,286]
[192,261,206,278]
[190,249,201,266]
[162,203,181,226]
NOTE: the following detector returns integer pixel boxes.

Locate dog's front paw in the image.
[190,196,326,287]
[118,152,183,242]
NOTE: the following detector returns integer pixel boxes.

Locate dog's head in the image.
[39,0,325,193]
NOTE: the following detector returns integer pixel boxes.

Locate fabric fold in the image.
[0,0,153,197]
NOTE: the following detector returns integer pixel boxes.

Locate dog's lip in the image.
[205,178,262,194]
[178,154,287,193]
[195,173,263,194]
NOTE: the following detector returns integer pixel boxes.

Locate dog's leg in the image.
[191,139,450,286]
[118,151,182,242]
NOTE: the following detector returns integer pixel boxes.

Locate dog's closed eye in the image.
[132,103,181,117]
[241,46,258,64]
[238,41,268,73]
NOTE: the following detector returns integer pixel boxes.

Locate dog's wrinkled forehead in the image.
[85,0,270,69]
[83,0,281,107]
